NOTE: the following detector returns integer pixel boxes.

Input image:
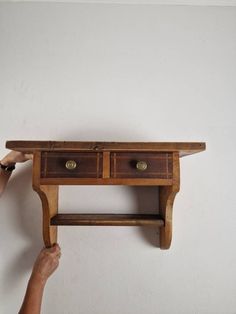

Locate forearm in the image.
[0,150,32,197]
[0,169,12,197]
[19,274,46,314]
[0,154,16,196]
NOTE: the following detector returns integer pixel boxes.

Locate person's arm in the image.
[0,165,12,197]
[19,244,61,314]
[0,151,32,196]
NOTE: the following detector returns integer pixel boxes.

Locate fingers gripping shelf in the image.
[6,141,205,249]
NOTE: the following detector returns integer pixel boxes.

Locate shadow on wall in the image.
[131,186,160,247]
[2,164,43,294]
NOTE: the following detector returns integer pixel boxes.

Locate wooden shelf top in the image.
[6,140,205,157]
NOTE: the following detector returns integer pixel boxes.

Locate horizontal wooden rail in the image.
[51,214,164,227]
[40,178,173,186]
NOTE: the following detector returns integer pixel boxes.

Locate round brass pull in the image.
[136,160,148,171]
[65,160,77,170]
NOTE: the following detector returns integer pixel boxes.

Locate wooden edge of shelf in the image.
[5,141,206,157]
[51,214,164,227]
[39,178,173,186]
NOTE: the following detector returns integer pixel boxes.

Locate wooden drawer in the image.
[41,152,103,178]
[110,152,173,179]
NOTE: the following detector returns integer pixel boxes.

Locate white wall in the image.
[0,3,236,314]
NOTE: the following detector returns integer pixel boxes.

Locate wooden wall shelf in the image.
[6,141,205,249]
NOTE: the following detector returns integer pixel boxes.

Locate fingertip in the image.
[25,153,33,160]
[55,243,61,249]
[52,243,61,253]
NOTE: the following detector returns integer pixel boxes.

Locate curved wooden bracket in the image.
[159,152,180,249]
[33,185,58,248]
[32,151,58,248]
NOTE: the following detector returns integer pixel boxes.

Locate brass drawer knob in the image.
[136,160,148,171]
[65,160,77,170]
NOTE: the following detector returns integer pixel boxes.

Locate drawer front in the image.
[110,152,173,179]
[41,152,103,178]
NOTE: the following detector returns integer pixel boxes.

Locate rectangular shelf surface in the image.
[51,214,164,227]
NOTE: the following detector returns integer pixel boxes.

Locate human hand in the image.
[30,244,61,286]
[0,150,33,166]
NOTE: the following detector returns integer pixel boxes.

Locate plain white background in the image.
[0,3,236,314]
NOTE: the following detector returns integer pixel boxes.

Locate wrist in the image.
[0,162,16,172]
[29,272,47,288]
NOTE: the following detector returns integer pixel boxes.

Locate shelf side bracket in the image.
[32,151,58,247]
[159,152,180,249]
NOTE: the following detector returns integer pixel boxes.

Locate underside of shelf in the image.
[51,214,164,227]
